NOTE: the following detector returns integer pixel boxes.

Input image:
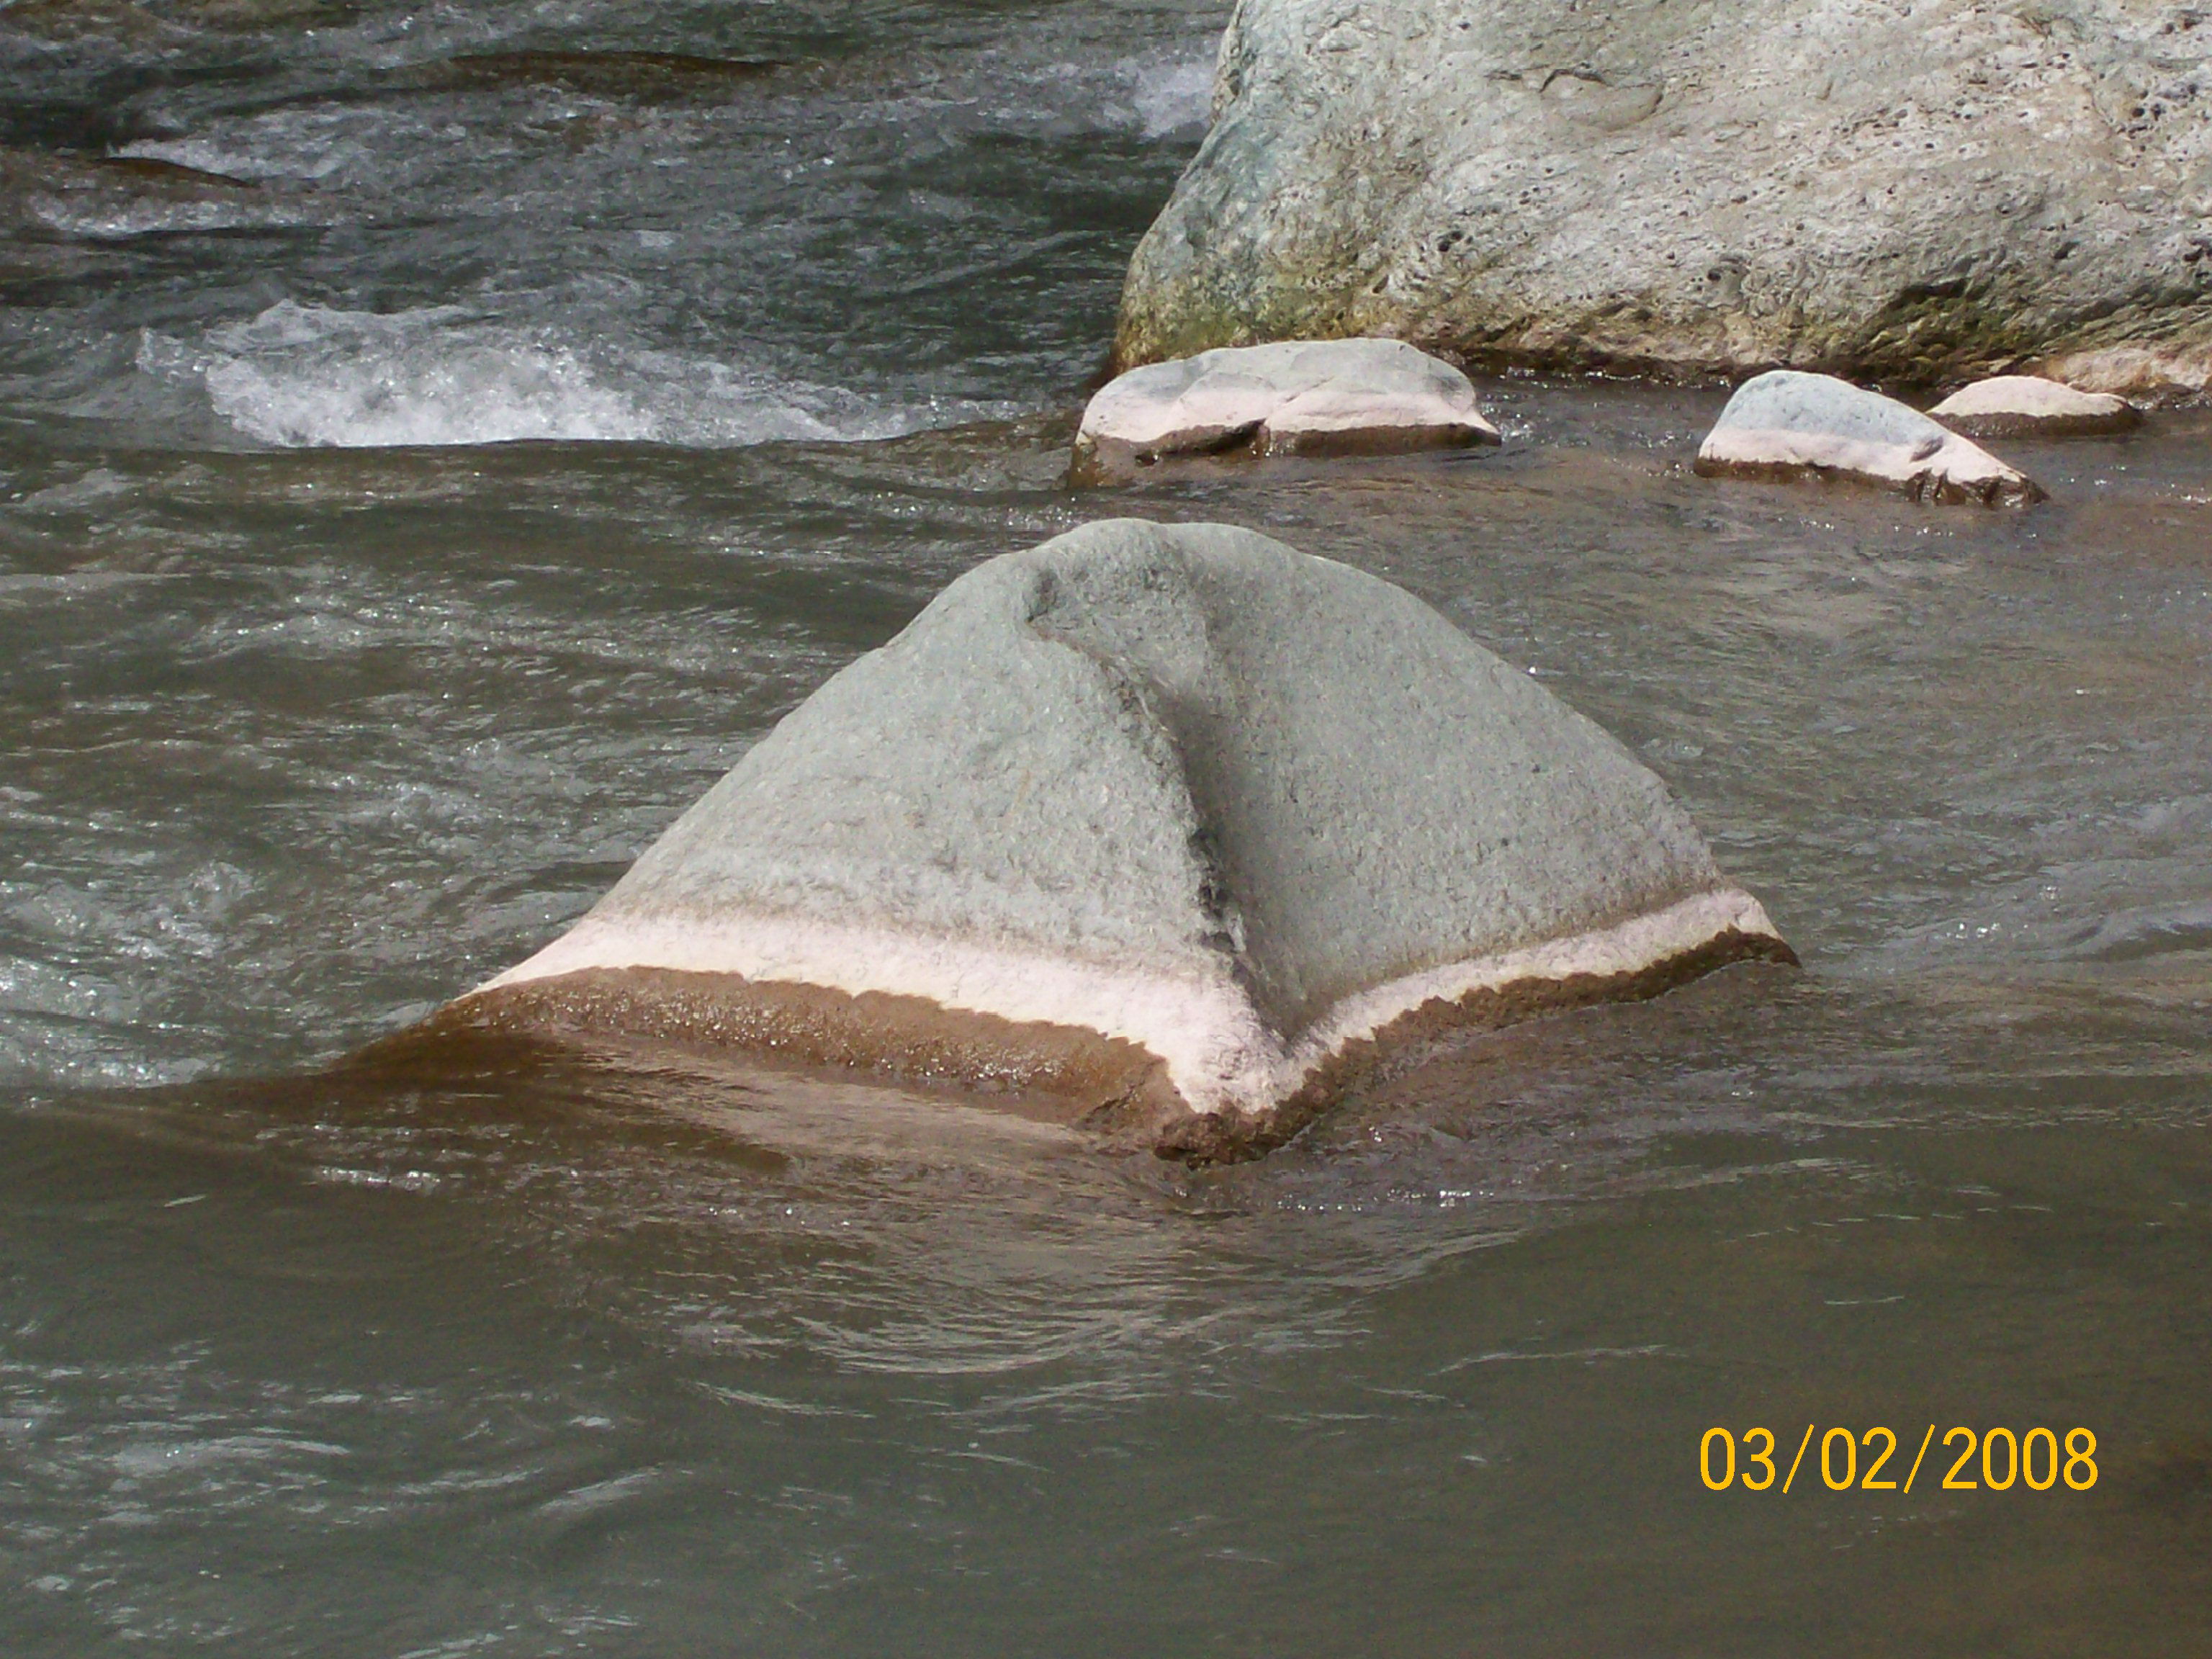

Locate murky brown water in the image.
[4,0,2211,1652]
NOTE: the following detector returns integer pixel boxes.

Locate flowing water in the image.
[3,1,2211,1653]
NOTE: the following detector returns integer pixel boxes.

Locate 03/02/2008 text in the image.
[1699,1425,2098,1493]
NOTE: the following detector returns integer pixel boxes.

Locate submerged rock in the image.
[1928,376,2139,440]
[446,518,1790,1161]
[413,51,788,99]
[1696,372,2044,507]
[0,148,295,241]
[1115,0,2212,396]
[1073,338,1497,479]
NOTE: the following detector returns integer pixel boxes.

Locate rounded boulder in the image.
[447,519,1791,1160]
[1696,371,2044,506]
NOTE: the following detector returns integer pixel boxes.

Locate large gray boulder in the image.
[448,519,1789,1160]
[1073,338,1498,480]
[1697,371,2044,505]
[1117,0,2212,398]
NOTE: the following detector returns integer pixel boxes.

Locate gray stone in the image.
[1696,371,2044,506]
[1074,338,1497,479]
[1115,0,2212,399]
[448,518,1789,1160]
[1928,375,2141,439]
[0,148,295,240]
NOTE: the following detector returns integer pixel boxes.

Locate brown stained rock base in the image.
[413,925,1797,1165]
[423,967,1188,1139]
[1947,409,2138,441]
[1148,925,1797,1164]
[1690,451,2044,508]
[1070,418,1493,485]
[1926,377,2141,440]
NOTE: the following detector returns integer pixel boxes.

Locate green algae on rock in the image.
[445,518,1790,1161]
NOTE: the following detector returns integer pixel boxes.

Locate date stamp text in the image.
[1700,1425,2098,1493]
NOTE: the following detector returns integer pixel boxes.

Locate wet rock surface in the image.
[1930,374,2141,439]
[1115,0,2212,393]
[1073,337,1497,479]
[1696,370,2044,506]
[455,517,1786,1158]
[0,146,299,241]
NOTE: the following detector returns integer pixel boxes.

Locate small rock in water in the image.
[1695,371,2043,507]
[1928,375,2139,440]
[0,148,291,241]
[441,518,1789,1162]
[1074,338,1497,480]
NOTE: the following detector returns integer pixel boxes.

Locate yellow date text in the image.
[1699,1425,2098,1493]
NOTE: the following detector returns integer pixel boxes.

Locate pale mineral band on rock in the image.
[457,885,1788,1150]
[1694,426,2041,505]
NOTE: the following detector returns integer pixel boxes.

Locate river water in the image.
[2,1,2209,1653]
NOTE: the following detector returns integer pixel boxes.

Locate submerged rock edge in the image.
[1691,426,2046,506]
[449,886,1790,1158]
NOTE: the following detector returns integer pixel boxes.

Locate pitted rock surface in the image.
[1116,0,2212,398]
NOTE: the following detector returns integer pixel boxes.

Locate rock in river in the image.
[1073,338,1497,479]
[1696,372,2044,506]
[1115,0,2212,397]
[444,518,1791,1161]
[1928,376,2140,440]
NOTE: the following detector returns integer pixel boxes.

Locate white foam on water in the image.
[1127,53,1214,137]
[24,192,305,240]
[138,302,1004,449]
